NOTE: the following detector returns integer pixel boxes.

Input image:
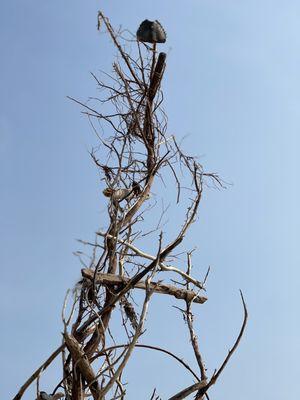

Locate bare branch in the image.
[168,380,207,400]
[12,345,64,400]
[82,269,207,304]
[207,291,248,387]
[97,276,154,397]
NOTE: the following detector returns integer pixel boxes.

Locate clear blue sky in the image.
[1,1,300,399]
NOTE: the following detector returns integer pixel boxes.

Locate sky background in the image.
[1,1,300,399]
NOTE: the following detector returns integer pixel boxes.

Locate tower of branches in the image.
[13,12,247,400]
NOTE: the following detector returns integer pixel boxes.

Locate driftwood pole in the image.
[12,12,247,400]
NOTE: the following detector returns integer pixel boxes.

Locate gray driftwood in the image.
[81,268,207,304]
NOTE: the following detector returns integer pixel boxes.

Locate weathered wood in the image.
[64,333,99,400]
[168,380,207,400]
[81,269,207,304]
[149,52,166,101]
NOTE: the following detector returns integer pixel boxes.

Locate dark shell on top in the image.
[136,19,166,43]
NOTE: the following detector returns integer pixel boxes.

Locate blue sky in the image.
[1,1,300,399]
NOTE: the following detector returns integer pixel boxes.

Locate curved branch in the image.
[208,290,248,386]
[168,291,248,400]
[12,344,64,400]
[94,343,201,382]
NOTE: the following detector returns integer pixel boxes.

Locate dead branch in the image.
[64,333,100,400]
[12,345,64,400]
[82,269,207,304]
[94,343,201,382]
[96,230,204,289]
[97,278,154,398]
[204,291,248,389]
[168,381,207,400]
[169,291,248,400]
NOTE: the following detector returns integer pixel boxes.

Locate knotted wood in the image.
[81,269,207,304]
